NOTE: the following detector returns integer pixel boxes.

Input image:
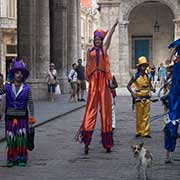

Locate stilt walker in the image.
[76,19,119,154]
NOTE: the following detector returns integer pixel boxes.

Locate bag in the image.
[27,126,35,151]
[109,75,118,89]
[55,84,61,95]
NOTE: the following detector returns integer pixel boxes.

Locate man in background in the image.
[76,59,86,101]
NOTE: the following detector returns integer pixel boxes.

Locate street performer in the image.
[0,59,36,167]
[163,39,180,163]
[127,56,155,138]
[76,19,118,154]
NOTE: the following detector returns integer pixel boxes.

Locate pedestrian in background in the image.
[127,56,155,138]
[68,63,78,102]
[76,18,119,154]
[150,64,156,83]
[76,58,86,101]
[46,63,57,102]
[0,59,36,167]
[158,63,167,85]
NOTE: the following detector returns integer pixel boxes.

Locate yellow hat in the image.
[136,56,149,67]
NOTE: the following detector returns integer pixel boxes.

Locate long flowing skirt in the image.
[5,117,28,164]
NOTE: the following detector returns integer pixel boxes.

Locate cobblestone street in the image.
[0,96,180,180]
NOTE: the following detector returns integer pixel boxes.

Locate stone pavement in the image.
[0,94,86,141]
[0,96,179,180]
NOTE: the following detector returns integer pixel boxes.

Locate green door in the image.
[134,39,149,66]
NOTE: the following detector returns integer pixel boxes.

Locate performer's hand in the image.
[29,116,36,124]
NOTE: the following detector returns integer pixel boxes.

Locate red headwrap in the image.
[94,29,108,40]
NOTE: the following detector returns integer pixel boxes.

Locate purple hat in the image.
[9,59,29,81]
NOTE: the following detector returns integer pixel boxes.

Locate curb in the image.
[0,104,86,143]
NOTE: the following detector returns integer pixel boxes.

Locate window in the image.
[6,45,17,54]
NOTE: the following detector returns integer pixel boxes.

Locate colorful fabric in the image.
[168,38,180,56]
[133,73,151,136]
[4,82,34,165]
[86,47,112,81]
[6,118,28,163]
[94,29,108,40]
[81,70,113,149]
[164,121,179,152]
[164,61,180,152]
[8,59,29,81]
[134,73,150,97]
[136,99,150,136]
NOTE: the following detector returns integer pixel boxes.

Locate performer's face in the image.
[140,64,147,72]
[14,71,23,82]
[94,36,103,47]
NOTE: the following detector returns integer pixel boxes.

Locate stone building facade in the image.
[18,0,80,99]
[0,0,17,79]
[98,0,180,87]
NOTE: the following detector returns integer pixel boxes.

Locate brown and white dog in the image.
[131,143,153,180]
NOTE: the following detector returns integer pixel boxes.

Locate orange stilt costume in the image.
[79,29,113,150]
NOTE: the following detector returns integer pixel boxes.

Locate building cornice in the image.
[97,1,120,6]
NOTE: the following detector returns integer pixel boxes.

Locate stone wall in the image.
[98,0,180,87]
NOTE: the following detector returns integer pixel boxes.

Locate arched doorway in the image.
[128,1,174,68]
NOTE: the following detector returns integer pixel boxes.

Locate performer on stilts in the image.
[76,19,119,154]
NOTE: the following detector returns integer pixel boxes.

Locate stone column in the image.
[18,0,50,99]
[67,0,79,71]
[98,1,130,87]
[173,18,180,39]
[118,21,130,86]
[50,0,68,93]
[36,0,50,79]
[17,0,36,78]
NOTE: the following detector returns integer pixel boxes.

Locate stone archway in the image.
[122,0,178,21]
[98,0,180,88]
[118,0,180,86]
[128,1,174,69]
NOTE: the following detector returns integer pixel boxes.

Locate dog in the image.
[131,143,153,180]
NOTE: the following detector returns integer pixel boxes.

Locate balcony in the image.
[0,17,17,29]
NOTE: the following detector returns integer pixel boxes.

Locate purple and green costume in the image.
[5,83,34,164]
[1,59,34,166]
